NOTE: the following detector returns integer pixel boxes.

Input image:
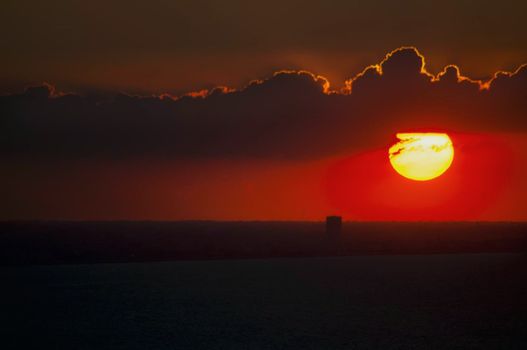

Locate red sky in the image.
[3,132,527,221]
[2,45,526,221]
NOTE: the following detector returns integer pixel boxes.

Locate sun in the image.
[389,133,454,181]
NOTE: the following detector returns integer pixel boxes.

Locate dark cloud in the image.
[1,48,526,161]
[2,0,527,94]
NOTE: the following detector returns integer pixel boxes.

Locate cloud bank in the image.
[1,47,526,160]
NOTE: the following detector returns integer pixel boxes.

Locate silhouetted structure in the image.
[326,216,342,236]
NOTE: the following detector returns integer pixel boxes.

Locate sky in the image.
[1,1,527,221]
[2,0,527,94]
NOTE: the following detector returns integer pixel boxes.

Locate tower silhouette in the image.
[326,216,342,236]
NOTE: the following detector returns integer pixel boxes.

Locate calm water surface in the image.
[2,254,527,349]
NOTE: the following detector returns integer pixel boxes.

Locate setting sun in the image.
[389,133,454,181]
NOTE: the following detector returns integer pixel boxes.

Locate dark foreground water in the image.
[2,254,527,349]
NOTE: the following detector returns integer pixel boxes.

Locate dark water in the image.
[2,254,527,349]
[3,222,527,265]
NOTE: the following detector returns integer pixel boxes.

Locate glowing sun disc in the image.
[389,133,454,181]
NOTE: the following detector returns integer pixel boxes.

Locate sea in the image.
[2,253,527,349]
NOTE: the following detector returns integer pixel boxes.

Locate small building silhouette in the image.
[326,216,342,236]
